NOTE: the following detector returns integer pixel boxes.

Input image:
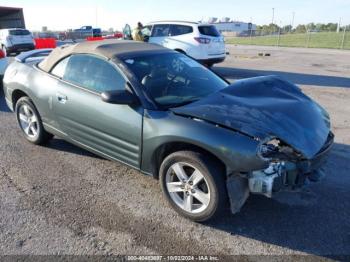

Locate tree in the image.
[295,24,307,33]
[326,23,338,31]
[283,25,292,33]
[306,23,316,31]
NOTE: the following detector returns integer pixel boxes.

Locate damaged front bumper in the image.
[227,132,334,213]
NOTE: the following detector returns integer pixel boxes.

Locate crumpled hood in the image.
[171,76,331,159]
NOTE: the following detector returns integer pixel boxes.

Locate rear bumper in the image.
[7,43,35,53]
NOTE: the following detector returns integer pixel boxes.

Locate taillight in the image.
[194,37,211,44]
[0,49,5,59]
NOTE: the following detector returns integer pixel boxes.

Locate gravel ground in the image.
[0,45,349,259]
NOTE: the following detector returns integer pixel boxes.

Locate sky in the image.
[1,0,350,31]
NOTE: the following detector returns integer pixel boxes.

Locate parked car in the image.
[3,40,333,222]
[59,26,102,41]
[123,21,226,67]
[0,28,35,55]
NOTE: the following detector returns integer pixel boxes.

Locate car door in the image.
[167,24,194,51]
[123,24,133,40]
[51,54,143,168]
[148,24,170,47]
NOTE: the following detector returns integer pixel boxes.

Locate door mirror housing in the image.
[101,90,138,105]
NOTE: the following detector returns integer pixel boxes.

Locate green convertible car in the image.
[3,40,333,221]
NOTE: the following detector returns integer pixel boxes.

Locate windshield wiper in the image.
[168,99,200,108]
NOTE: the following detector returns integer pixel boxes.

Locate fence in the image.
[225,28,350,50]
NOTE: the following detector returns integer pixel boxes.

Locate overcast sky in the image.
[2,0,350,31]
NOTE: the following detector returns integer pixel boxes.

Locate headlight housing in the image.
[257,137,302,161]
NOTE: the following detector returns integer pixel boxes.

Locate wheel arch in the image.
[11,89,30,111]
[150,141,226,179]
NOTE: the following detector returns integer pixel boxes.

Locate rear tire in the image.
[15,97,53,145]
[159,151,227,222]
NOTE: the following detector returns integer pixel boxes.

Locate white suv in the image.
[124,21,226,66]
[0,28,35,55]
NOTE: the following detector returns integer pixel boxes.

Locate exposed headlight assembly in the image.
[257,137,302,161]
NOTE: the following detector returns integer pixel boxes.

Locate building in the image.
[209,18,256,37]
[0,6,25,29]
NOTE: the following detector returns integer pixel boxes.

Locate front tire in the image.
[15,97,53,145]
[159,151,227,222]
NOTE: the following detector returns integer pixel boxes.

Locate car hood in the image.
[171,76,331,159]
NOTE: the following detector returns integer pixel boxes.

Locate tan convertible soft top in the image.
[39,39,168,72]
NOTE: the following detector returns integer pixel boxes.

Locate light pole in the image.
[291,12,295,32]
[272,8,275,25]
[95,5,98,28]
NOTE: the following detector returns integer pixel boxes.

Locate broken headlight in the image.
[257,137,302,161]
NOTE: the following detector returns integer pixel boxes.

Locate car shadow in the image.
[0,85,11,112]
[213,67,350,88]
[45,138,102,159]
[204,142,350,257]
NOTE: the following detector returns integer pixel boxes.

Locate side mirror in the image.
[101,90,138,105]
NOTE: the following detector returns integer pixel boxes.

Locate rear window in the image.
[198,26,220,37]
[170,25,193,36]
[9,29,31,36]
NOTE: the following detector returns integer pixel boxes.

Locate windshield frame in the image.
[119,51,230,110]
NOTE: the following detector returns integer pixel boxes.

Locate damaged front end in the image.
[171,75,334,214]
[229,132,334,214]
[227,132,334,214]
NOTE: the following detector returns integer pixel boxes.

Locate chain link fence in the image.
[225,28,350,50]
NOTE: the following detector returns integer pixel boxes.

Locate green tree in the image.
[295,24,307,33]
[283,25,292,33]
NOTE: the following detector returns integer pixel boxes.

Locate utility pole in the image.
[341,26,347,49]
[337,18,341,33]
[291,12,295,32]
[95,5,98,28]
[272,8,275,25]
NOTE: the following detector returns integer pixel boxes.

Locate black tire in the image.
[15,96,53,145]
[159,150,227,222]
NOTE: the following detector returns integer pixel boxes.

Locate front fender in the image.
[141,110,267,175]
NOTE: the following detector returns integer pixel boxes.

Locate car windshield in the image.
[123,53,228,108]
[9,29,31,36]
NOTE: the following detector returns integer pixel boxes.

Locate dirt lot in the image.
[0,45,349,259]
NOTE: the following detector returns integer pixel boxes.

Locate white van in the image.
[0,28,35,55]
[124,21,226,66]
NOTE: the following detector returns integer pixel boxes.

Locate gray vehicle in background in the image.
[59,26,102,41]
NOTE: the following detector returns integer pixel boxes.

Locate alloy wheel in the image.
[18,104,39,138]
[165,162,211,214]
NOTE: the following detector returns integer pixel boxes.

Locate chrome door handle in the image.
[56,93,67,104]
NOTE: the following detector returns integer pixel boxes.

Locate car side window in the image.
[51,57,70,78]
[151,24,170,37]
[61,54,126,93]
[170,25,193,36]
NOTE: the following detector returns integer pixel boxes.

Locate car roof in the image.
[146,21,214,27]
[39,39,170,72]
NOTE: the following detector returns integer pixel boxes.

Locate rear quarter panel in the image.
[3,62,59,127]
